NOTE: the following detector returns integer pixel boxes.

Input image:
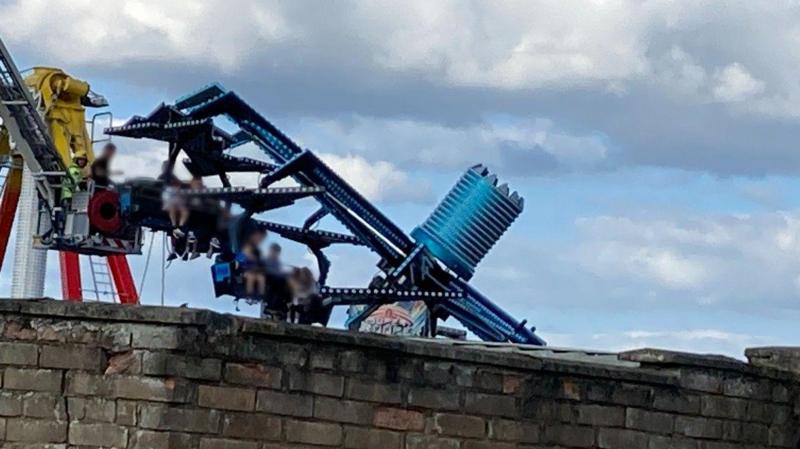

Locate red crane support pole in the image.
[59,251,82,301]
[0,159,22,271]
[107,254,139,304]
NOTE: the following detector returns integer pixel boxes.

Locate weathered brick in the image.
[405,433,460,449]
[489,418,522,441]
[676,416,723,439]
[541,424,594,448]
[346,379,402,404]
[769,424,797,447]
[4,368,62,392]
[407,387,459,410]
[255,390,313,417]
[0,342,38,365]
[143,351,221,380]
[678,370,722,393]
[344,426,402,449]
[597,428,649,449]
[66,397,115,422]
[373,407,425,431]
[473,370,504,392]
[221,412,281,440]
[23,393,66,420]
[66,372,111,396]
[315,396,374,424]
[423,361,454,385]
[224,363,281,388]
[200,438,260,449]
[464,392,517,417]
[625,408,674,434]
[463,441,516,449]
[310,350,337,370]
[285,420,342,446]
[502,374,522,394]
[129,429,195,449]
[288,371,344,396]
[105,350,141,375]
[575,404,625,427]
[433,413,485,438]
[723,377,772,400]
[68,422,128,447]
[700,395,747,420]
[339,350,367,372]
[653,392,700,414]
[198,385,255,411]
[648,435,697,449]
[130,324,198,349]
[6,418,67,443]
[117,399,137,426]
[39,345,104,371]
[0,392,23,416]
[139,404,221,433]
[740,422,769,444]
[276,343,308,367]
[722,420,742,441]
[113,375,194,403]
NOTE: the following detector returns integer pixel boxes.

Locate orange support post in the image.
[59,251,82,301]
[0,158,22,271]
[107,254,139,304]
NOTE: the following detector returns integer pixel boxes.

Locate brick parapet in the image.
[0,298,795,448]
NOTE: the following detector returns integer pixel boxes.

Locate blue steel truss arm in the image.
[303,207,328,231]
[437,278,545,345]
[252,220,363,247]
[183,90,415,260]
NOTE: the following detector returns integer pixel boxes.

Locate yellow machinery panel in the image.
[24,67,96,165]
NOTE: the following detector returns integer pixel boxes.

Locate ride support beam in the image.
[59,251,82,301]
[107,254,139,304]
[0,158,22,271]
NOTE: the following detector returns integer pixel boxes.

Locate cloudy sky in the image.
[2,0,800,357]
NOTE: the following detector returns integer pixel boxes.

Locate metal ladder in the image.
[86,256,117,302]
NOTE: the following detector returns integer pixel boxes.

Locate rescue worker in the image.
[90,142,116,188]
[57,150,88,237]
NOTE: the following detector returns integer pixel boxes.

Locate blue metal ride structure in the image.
[107,84,545,345]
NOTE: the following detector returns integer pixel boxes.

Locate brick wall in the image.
[0,299,796,448]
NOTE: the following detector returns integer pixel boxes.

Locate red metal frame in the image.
[0,160,22,271]
[59,251,82,301]
[107,254,139,304]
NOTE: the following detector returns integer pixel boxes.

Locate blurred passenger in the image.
[90,142,116,188]
[239,228,267,297]
[287,266,318,323]
[264,243,283,275]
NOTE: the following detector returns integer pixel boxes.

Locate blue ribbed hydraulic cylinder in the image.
[411,165,524,280]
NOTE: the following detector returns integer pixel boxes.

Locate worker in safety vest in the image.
[56,150,88,236]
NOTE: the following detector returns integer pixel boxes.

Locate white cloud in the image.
[318,153,432,204]
[573,212,800,307]
[0,0,293,71]
[712,63,765,103]
[288,115,609,175]
[360,0,650,90]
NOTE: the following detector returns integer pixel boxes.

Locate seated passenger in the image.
[238,229,268,298]
[162,179,188,238]
[287,267,318,324]
[264,243,283,275]
[90,142,116,189]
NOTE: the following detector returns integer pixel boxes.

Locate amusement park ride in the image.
[0,36,546,345]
